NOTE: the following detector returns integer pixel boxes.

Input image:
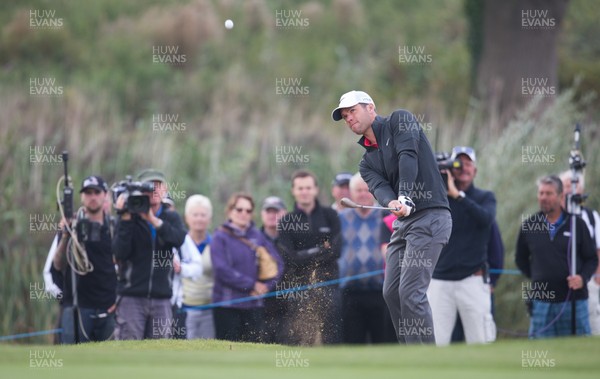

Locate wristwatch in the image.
[456,191,466,201]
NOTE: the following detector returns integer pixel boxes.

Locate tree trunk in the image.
[476,0,569,130]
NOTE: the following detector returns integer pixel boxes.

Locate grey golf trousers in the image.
[383,208,452,344]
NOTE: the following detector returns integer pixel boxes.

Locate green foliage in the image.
[464,0,484,86]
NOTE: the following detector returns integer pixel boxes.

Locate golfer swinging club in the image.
[332,90,452,344]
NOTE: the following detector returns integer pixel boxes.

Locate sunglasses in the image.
[234,207,253,214]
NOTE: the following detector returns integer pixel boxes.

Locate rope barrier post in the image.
[567,123,586,336]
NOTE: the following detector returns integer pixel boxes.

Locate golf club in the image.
[340,197,400,211]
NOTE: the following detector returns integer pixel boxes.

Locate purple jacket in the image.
[210,221,283,309]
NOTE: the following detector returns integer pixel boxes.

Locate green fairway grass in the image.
[1,337,599,379]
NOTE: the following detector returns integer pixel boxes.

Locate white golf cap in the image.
[450,146,477,162]
[331,90,374,121]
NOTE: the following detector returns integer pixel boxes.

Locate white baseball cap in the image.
[331,90,374,121]
[450,146,477,162]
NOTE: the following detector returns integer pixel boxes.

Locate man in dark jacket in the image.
[332,90,451,344]
[427,146,497,345]
[113,169,187,340]
[277,169,342,345]
[52,175,117,343]
[516,175,597,337]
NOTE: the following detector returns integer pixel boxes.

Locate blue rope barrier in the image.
[490,268,521,275]
[0,328,62,342]
[183,269,386,311]
[1,268,526,341]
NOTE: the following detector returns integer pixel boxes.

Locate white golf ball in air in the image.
[225,19,234,29]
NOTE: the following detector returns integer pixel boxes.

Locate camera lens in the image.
[128,195,150,214]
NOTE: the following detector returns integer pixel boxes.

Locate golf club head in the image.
[340,197,359,208]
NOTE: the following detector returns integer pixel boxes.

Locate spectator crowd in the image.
[44,152,599,345]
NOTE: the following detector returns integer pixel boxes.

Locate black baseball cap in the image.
[80,175,108,193]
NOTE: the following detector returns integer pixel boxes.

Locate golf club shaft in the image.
[341,197,399,211]
[357,204,399,211]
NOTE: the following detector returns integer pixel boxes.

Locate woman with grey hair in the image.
[175,194,215,339]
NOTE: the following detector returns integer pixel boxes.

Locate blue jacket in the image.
[210,221,283,309]
[433,184,496,280]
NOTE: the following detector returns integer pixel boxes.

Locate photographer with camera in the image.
[560,170,600,335]
[52,175,117,343]
[427,146,497,346]
[112,169,186,340]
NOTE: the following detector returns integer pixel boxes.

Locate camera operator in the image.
[560,170,600,335]
[112,169,186,340]
[427,146,497,345]
[52,176,117,343]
